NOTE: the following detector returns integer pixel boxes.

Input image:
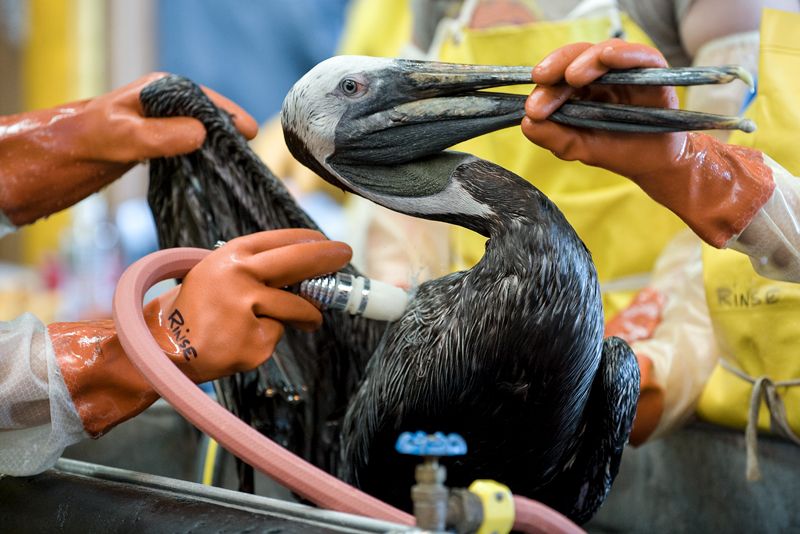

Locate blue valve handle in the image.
[395,431,468,457]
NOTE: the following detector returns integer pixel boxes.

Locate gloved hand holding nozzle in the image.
[51,229,352,437]
[211,239,410,322]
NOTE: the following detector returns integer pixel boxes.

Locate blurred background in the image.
[4,3,800,531]
[0,0,350,324]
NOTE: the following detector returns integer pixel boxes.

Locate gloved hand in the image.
[522,39,775,248]
[50,229,351,437]
[0,72,258,226]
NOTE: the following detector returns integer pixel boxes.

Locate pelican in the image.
[280,56,640,523]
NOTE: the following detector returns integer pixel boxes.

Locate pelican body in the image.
[281,56,640,522]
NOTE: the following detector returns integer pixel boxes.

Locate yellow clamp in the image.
[469,479,515,534]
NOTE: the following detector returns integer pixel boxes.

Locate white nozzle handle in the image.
[298,273,408,322]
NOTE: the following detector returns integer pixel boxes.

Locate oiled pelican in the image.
[281,56,640,523]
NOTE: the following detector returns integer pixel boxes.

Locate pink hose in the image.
[112,247,585,533]
[513,496,585,534]
[112,247,414,525]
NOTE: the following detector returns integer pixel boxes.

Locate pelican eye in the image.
[339,77,363,96]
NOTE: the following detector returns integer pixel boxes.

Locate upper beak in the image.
[332,61,534,166]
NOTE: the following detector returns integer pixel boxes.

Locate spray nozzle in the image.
[298,272,408,322]
[214,240,408,322]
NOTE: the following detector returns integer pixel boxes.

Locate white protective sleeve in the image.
[0,313,87,476]
[627,231,720,440]
[727,155,800,283]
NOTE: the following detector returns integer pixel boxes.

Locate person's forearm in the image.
[679,0,799,59]
[521,40,779,258]
[637,133,775,249]
[605,232,719,444]
[0,106,133,225]
[0,315,88,476]
[48,287,191,437]
[0,302,177,476]
[49,321,158,437]
[727,155,800,283]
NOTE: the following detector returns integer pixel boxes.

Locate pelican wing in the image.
[140,75,387,479]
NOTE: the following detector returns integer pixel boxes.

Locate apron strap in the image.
[429,0,480,52]
[719,359,800,481]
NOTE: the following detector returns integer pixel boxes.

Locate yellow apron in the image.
[338,0,413,58]
[696,8,800,480]
[434,11,686,318]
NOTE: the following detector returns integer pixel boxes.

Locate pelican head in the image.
[280,55,532,229]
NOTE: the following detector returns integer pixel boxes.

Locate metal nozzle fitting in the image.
[298,272,408,322]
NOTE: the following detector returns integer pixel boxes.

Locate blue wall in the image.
[157,0,350,124]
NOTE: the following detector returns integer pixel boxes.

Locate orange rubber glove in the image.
[522,39,775,248]
[50,229,351,437]
[0,72,258,226]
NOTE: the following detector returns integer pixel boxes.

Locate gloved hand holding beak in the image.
[50,229,351,437]
[521,39,775,251]
[0,72,258,226]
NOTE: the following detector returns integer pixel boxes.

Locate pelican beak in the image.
[330,59,754,167]
[331,60,532,166]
